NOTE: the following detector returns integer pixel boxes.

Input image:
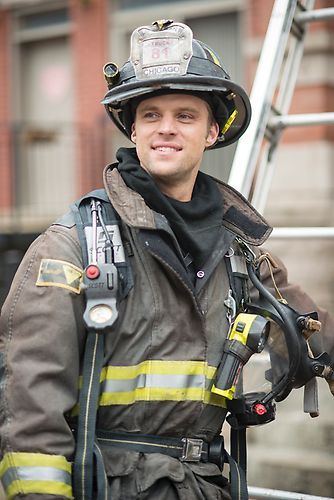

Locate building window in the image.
[19,8,69,30]
[119,0,201,9]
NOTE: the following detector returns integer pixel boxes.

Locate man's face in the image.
[131,93,219,200]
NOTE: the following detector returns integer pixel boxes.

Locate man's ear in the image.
[205,122,219,148]
[131,123,136,143]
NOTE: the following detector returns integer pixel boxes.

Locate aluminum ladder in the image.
[228,0,334,239]
[228,2,334,498]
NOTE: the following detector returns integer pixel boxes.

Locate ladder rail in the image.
[228,0,298,196]
[275,0,315,115]
[271,227,334,239]
[248,486,333,500]
[249,1,314,211]
[228,0,334,231]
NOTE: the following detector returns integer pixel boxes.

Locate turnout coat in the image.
[0,166,333,499]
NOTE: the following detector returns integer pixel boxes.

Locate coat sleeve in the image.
[0,223,86,499]
[252,247,334,395]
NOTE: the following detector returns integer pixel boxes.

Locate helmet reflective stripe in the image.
[0,452,73,500]
[200,43,223,69]
[101,19,252,150]
[222,109,239,135]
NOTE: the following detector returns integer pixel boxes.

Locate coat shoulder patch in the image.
[36,259,83,294]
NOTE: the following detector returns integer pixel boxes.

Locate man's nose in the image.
[157,115,176,134]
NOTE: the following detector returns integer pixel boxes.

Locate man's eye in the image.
[178,113,193,121]
[143,112,159,120]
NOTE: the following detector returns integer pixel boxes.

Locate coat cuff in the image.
[0,452,73,500]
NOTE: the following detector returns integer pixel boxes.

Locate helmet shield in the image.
[130,19,193,80]
[101,19,251,148]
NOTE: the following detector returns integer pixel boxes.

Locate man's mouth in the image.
[152,144,182,153]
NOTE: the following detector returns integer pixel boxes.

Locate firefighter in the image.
[0,20,333,500]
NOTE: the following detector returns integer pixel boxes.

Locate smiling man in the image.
[131,93,219,200]
[1,19,334,500]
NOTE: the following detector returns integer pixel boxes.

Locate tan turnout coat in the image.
[0,167,333,499]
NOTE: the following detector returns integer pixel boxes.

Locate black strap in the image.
[230,427,247,475]
[226,451,249,500]
[224,239,250,310]
[73,332,106,500]
[95,430,248,500]
[96,430,210,463]
[224,238,251,498]
[72,192,119,500]
[70,189,113,266]
[93,441,109,500]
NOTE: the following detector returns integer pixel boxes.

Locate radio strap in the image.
[71,190,128,500]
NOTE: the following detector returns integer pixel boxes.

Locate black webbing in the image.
[72,194,114,500]
[226,450,249,500]
[73,331,106,500]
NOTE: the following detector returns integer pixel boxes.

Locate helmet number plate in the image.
[142,38,180,67]
[130,21,193,80]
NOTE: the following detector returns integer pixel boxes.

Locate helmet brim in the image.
[102,75,251,149]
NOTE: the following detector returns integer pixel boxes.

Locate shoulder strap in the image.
[224,238,251,312]
[71,188,118,267]
[223,238,251,489]
[71,189,124,500]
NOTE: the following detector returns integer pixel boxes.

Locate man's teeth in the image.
[156,147,178,152]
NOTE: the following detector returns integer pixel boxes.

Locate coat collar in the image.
[103,164,272,246]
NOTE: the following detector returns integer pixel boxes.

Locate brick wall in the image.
[0,9,12,210]
[69,0,109,195]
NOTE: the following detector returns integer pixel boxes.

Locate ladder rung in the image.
[269,112,334,129]
[271,227,334,239]
[295,7,334,24]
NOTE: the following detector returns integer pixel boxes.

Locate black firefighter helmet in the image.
[101,19,251,149]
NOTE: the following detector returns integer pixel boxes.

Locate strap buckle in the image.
[181,438,203,462]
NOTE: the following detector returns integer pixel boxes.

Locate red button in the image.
[86,264,100,279]
[254,403,267,416]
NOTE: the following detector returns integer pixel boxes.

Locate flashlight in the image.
[103,62,119,88]
[211,313,270,400]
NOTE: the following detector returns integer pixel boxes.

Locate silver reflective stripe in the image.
[102,373,209,393]
[2,465,72,489]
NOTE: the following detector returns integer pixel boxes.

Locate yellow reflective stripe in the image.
[204,390,227,408]
[205,46,221,67]
[0,452,71,472]
[100,387,203,405]
[0,452,73,500]
[6,480,73,500]
[100,387,226,408]
[71,361,226,414]
[102,360,217,379]
[222,109,238,134]
[78,361,217,384]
